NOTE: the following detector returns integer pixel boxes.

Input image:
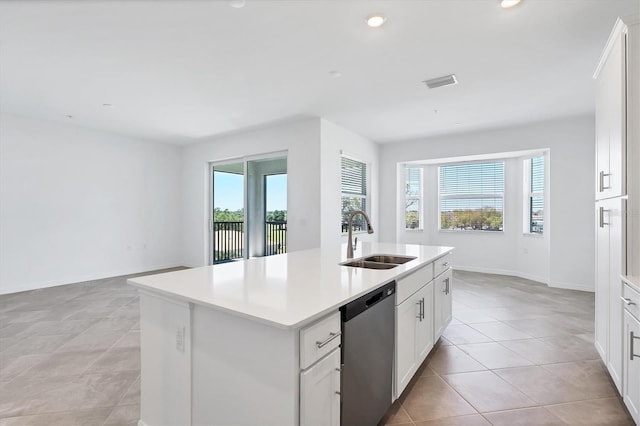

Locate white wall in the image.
[0,113,183,294]
[320,119,380,248]
[379,115,594,291]
[181,118,322,267]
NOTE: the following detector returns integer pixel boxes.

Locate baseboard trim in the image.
[0,263,185,295]
[453,265,594,293]
[548,280,594,293]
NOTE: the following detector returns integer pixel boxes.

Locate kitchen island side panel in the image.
[139,291,192,426]
[191,304,299,425]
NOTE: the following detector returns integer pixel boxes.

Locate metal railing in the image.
[265,221,287,256]
[213,221,244,263]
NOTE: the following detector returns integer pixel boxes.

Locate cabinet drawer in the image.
[300,312,341,370]
[623,283,640,320]
[396,263,433,305]
[434,253,452,278]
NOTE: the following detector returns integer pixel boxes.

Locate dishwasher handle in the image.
[365,291,383,307]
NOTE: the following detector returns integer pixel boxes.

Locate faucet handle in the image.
[354,237,358,251]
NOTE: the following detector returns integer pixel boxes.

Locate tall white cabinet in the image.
[594,14,640,424]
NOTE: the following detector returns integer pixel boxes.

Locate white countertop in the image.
[128,242,453,330]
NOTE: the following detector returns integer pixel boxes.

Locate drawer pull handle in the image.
[442,262,449,267]
[316,332,341,349]
[599,206,610,228]
[335,391,341,396]
[631,331,640,360]
[599,171,612,192]
[621,297,637,306]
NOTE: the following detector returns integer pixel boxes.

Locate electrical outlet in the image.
[176,326,185,352]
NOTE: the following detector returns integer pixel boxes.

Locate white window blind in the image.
[439,161,504,231]
[341,156,368,232]
[405,167,422,229]
[526,156,544,234]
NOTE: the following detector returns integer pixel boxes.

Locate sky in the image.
[214,171,287,211]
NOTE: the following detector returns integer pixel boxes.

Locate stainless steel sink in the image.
[363,255,416,264]
[340,254,417,270]
[341,260,398,270]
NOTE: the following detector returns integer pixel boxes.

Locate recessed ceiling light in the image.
[102,103,113,107]
[500,0,521,8]
[366,15,386,28]
[228,0,245,9]
[64,114,73,119]
[328,70,342,78]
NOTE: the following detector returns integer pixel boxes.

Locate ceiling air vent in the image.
[423,74,458,89]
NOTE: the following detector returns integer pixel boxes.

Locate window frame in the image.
[340,155,369,234]
[438,160,506,233]
[523,155,544,235]
[404,166,423,230]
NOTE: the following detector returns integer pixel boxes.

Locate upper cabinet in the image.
[594,17,630,200]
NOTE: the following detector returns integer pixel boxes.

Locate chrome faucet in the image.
[346,209,374,259]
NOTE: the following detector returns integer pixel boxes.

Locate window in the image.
[439,161,505,231]
[405,167,422,229]
[341,156,368,233]
[524,156,544,234]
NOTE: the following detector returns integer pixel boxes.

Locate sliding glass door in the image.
[210,154,287,264]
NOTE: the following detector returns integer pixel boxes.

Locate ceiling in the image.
[1,0,638,145]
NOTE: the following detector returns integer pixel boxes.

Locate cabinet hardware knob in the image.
[443,262,449,267]
[621,297,637,306]
[335,391,341,395]
[335,367,341,372]
[316,332,341,349]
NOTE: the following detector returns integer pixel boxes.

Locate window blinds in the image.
[341,157,367,196]
[439,161,505,231]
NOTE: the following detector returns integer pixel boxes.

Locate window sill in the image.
[404,228,424,233]
[438,229,504,235]
[523,232,544,238]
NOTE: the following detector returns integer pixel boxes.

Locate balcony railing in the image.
[213,220,287,263]
[265,221,287,256]
[213,221,244,263]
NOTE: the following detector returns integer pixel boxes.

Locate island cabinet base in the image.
[138,290,300,426]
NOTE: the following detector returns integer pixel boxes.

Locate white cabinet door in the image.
[416,282,434,365]
[595,27,626,200]
[395,290,420,398]
[434,269,453,340]
[607,199,624,392]
[300,349,340,426]
[595,198,624,391]
[595,201,610,362]
[623,310,640,424]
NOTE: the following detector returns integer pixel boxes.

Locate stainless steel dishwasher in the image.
[340,281,396,426]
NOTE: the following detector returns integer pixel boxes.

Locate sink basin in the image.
[363,255,416,265]
[341,260,398,270]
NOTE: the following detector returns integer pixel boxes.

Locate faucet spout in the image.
[346,209,374,259]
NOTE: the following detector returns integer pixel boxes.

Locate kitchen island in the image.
[128,242,453,426]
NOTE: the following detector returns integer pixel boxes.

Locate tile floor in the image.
[0,270,634,425]
[383,271,634,426]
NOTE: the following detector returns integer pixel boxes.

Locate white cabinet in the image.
[299,312,341,426]
[594,20,626,200]
[395,281,433,398]
[594,14,639,400]
[595,198,625,391]
[434,268,453,340]
[623,309,640,424]
[300,348,341,426]
[416,283,435,364]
